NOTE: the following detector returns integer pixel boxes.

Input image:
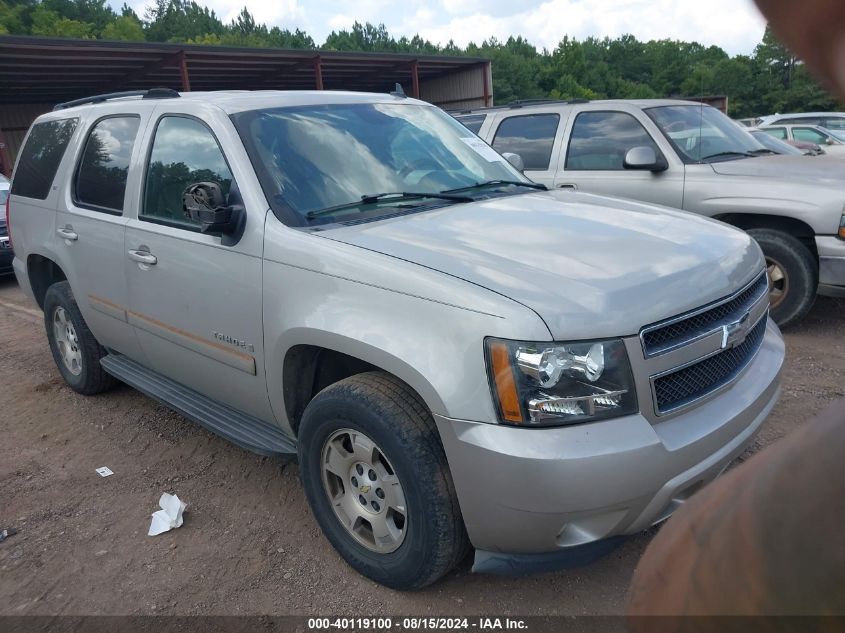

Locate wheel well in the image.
[283,345,382,435]
[715,213,818,258]
[27,255,67,309]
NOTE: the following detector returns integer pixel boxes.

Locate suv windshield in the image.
[233,102,526,225]
[647,105,767,163]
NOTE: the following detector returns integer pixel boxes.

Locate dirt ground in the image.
[0,274,843,617]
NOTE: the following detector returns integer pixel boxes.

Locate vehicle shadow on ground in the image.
[783,296,844,336]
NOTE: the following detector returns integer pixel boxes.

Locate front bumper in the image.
[816,236,845,297]
[435,321,783,562]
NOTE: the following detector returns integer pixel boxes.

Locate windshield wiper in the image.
[699,151,756,162]
[305,191,473,220]
[748,148,777,155]
[442,180,547,193]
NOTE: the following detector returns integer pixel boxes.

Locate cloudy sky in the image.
[121,0,768,55]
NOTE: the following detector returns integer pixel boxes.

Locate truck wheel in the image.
[298,371,469,589]
[748,229,817,327]
[43,281,117,395]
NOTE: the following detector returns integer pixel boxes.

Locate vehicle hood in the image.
[320,191,762,339]
[710,155,845,185]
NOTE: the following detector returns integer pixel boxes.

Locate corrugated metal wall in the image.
[0,66,492,165]
[420,63,492,111]
[0,103,52,162]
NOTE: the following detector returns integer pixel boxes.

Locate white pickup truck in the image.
[458,99,845,326]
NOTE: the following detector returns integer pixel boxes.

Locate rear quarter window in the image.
[11,118,78,200]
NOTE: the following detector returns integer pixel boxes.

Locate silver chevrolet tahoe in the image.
[7,89,784,589]
[458,99,845,326]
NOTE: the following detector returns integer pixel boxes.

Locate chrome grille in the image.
[652,314,767,414]
[641,273,768,356]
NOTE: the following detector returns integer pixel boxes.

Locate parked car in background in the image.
[461,99,845,326]
[759,124,845,155]
[1,174,12,274]
[735,117,762,128]
[747,128,822,156]
[8,89,784,588]
[758,111,845,131]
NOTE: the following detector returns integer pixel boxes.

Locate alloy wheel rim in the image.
[53,306,83,376]
[765,256,789,309]
[320,428,407,553]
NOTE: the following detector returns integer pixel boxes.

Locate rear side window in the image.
[566,111,658,170]
[764,127,787,140]
[11,118,78,200]
[142,116,233,229]
[492,114,560,170]
[74,116,141,213]
[455,114,486,134]
[776,117,820,126]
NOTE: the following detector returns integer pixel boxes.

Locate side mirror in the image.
[825,137,835,146]
[502,152,525,172]
[182,182,245,241]
[623,146,668,172]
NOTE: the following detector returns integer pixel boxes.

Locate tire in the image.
[748,229,817,328]
[298,371,469,589]
[43,281,117,395]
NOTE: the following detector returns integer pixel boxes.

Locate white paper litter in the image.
[148,493,187,536]
[95,466,114,477]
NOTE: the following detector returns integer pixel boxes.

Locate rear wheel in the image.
[748,229,817,327]
[298,371,469,589]
[43,281,117,395]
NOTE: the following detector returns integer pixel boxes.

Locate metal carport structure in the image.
[0,35,493,174]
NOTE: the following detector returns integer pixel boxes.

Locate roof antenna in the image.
[390,82,406,98]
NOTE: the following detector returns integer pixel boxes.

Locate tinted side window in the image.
[142,117,233,229]
[763,127,787,140]
[455,114,486,134]
[492,114,559,170]
[75,116,141,213]
[823,117,845,130]
[779,117,820,125]
[792,127,827,144]
[11,118,78,200]
[566,112,659,170]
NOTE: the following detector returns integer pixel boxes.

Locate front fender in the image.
[684,168,842,234]
[261,224,551,434]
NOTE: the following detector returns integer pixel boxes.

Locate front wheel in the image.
[298,372,469,589]
[748,229,817,327]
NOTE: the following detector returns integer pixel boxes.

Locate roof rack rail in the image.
[447,97,592,115]
[53,88,180,111]
[507,98,590,108]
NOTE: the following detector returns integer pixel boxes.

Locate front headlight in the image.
[484,337,638,426]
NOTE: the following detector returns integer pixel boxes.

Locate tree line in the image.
[0,0,840,118]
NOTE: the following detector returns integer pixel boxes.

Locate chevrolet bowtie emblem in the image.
[721,312,751,350]
[359,485,371,493]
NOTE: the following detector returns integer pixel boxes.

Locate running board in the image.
[100,353,297,457]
